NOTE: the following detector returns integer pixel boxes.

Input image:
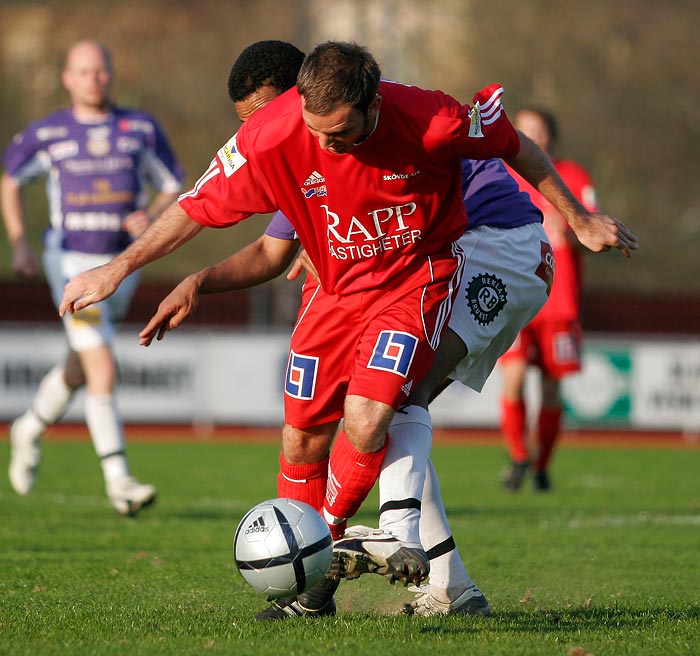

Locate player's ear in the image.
[61,68,72,92]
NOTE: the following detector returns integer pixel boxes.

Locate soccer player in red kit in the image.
[61,45,636,621]
[500,106,599,492]
[62,41,522,536]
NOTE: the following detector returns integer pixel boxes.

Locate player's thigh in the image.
[284,288,360,429]
[349,256,460,411]
[409,327,467,407]
[448,223,552,392]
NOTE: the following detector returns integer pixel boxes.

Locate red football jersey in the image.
[180,81,520,296]
[506,158,598,321]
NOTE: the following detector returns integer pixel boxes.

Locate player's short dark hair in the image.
[228,40,305,102]
[520,105,559,146]
[297,41,380,116]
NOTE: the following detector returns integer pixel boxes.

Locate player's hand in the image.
[59,263,121,316]
[573,212,639,257]
[11,236,41,278]
[139,274,201,346]
[287,248,320,283]
[122,210,150,238]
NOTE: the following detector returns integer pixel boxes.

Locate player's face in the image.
[301,97,380,155]
[234,85,282,122]
[62,43,112,113]
[515,110,551,154]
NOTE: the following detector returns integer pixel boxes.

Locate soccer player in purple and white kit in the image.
[1,40,184,515]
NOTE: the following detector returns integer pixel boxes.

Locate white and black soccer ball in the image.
[233,498,333,598]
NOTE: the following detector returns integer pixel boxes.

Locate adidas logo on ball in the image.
[244,516,269,534]
[233,498,333,598]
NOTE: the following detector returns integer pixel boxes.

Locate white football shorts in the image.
[448,222,552,392]
[43,241,140,352]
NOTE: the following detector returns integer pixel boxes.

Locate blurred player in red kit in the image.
[500,106,599,492]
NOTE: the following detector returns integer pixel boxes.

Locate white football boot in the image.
[331,525,429,586]
[8,417,41,495]
[402,584,492,617]
[106,476,157,517]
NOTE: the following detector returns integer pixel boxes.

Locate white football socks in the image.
[16,364,74,441]
[85,393,129,483]
[419,459,475,601]
[378,405,432,546]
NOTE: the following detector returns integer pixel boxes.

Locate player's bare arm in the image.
[505,133,639,257]
[122,191,181,238]
[59,202,204,316]
[1,172,41,277]
[139,234,299,346]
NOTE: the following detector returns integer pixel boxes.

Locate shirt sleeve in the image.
[430,84,521,162]
[139,117,185,193]
[265,211,297,240]
[2,125,50,185]
[178,131,278,229]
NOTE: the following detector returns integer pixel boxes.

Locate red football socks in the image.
[277,452,329,512]
[535,406,563,471]
[501,398,529,462]
[323,430,389,539]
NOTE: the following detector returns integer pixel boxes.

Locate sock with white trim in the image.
[15,364,75,441]
[378,405,432,545]
[85,393,129,483]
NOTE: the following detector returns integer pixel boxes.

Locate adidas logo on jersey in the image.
[303,170,326,186]
[401,380,413,396]
[244,516,270,534]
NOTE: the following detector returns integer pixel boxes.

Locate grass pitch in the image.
[1,432,699,655]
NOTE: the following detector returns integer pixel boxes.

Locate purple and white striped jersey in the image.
[264,157,541,241]
[3,106,184,254]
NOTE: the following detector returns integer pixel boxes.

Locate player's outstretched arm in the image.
[506,133,639,257]
[139,271,205,346]
[59,202,204,316]
[139,234,299,346]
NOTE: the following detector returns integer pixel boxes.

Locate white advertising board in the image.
[0,326,698,431]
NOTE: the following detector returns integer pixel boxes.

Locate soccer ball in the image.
[233,498,333,598]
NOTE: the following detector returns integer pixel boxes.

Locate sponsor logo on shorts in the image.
[368,331,418,378]
[553,331,580,365]
[69,306,102,327]
[285,351,319,399]
[466,273,507,325]
[536,240,555,295]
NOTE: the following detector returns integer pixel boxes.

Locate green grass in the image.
[1,435,699,655]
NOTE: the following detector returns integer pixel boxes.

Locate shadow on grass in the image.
[411,605,700,636]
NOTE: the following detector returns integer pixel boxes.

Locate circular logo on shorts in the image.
[466,273,507,326]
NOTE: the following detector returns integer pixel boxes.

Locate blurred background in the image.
[2,1,699,291]
[1,0,698,430]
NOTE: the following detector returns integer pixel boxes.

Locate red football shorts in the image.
[283,251,463,429]
[500,316,583,380]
